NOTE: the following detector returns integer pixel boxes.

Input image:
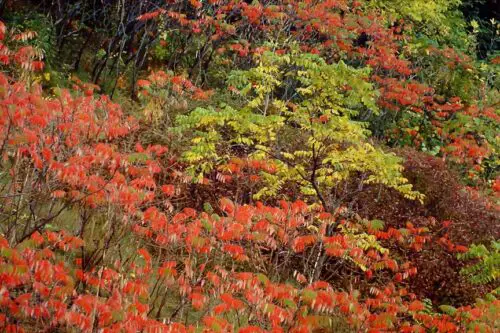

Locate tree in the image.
[175,49,422,209]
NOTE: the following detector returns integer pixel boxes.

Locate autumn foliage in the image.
[0,1,499,332]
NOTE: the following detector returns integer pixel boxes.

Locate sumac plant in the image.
[0,60,496,333]
[0,7,498,333]
[173,50,423,207]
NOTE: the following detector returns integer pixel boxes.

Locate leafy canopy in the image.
[175,49,423,205]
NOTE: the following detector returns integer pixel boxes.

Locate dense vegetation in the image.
[0,0,498,332]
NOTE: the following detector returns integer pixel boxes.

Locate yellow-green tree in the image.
[174,50,422,211]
